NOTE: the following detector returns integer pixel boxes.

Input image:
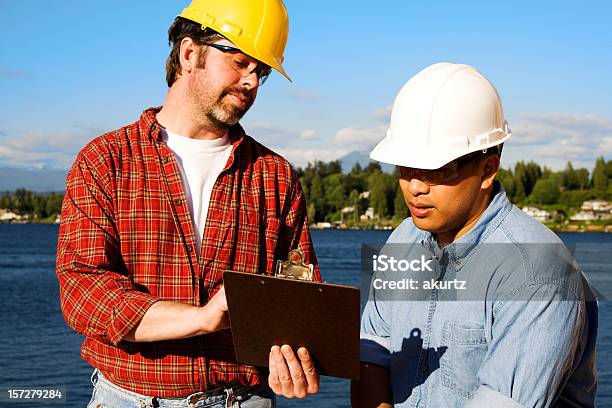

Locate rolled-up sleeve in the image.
[56,152,159,346]
[473,283,588,408]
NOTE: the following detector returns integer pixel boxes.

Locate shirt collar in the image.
[422,181,513,262]
[139,106,246,171]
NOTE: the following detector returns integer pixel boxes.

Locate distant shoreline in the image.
[310,223,612,233]
[1,219,610,234]
[547,224,612,233]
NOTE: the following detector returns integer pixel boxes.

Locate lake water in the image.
[0,224,610,407]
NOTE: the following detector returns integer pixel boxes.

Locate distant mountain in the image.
[338,150,394,173]
[0,167,67,192]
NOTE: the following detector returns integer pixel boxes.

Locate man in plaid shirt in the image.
[56,0,321,406]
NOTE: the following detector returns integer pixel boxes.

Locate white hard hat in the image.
[370,62,511,170]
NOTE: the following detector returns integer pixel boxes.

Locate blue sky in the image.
[1,0,611,171]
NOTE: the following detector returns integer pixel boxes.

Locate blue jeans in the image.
[87,369,276,408]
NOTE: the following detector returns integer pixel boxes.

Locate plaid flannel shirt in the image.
[56,107,320,397]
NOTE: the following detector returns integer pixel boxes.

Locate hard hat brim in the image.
[370,131,511,170]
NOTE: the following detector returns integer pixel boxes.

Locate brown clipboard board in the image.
[223,271,361,379]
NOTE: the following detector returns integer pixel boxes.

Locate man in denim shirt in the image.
[352,63,597,407]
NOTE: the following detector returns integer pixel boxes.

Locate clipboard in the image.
[223,271,361,379]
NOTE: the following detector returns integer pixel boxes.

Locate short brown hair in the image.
[165,17,224,87]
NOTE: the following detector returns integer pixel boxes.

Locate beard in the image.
[205,85,255,128]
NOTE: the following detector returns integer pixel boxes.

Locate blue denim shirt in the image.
[360,182,597,407]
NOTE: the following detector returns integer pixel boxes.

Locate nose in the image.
[239,71,259,90]
[406,177,430,196]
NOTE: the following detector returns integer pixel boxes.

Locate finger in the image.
[273,345,295,398]
[268,350,282,395]
[281,345,308,398]
[297,347,320,395]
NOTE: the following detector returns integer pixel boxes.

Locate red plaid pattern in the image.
[56,107,320,397]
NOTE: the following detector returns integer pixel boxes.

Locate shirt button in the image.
[174,199,183,205]
[161,156,169,164]
[186,245,193,253]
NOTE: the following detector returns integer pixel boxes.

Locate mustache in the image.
[222,86,255,103]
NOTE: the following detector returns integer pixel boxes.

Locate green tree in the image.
[322,173,346,213]
[327,160,342,175]
[530,178,561,205]
[328,185,345,213]
[393,183,408,219]
[496,168,515,199]
[559,190,595,208]
[348,189,360,223]
[592,156,608,197]
[576,168,590,190]
[562,162,580,190]
[307,203,316,224]
[364,162,382,175]
[14,188,33,215]
[344,172,365,194]
[512,161,542,203]
[0,192,11,209]
[46,193,64,216]
[313,160,341,178]
[368,171,388,218]
[32,195,47,218]
[523,162,542,196]
[309,174,324,222]
[349,162,363,175]
[513,175,526,203]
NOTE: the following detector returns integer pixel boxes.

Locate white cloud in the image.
[275,147,350,168]
[329,105,391,152]
[0,130,88,169]
[245,122,301,146]
[334,125,386,151]
[300,129,319,140]
[245,122,324,146]
[330,112,612,171]
[371,105,392,121]
[503,112,612,170]
[3,112,609,173]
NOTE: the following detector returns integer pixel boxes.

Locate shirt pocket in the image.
[440,320,488,399]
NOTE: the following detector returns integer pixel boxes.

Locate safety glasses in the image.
[202,42,272,85]
[398,151,484,186]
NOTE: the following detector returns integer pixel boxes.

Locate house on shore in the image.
[570,200,612,221]
[522,206,553,223]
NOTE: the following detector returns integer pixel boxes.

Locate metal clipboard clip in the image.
[274,248,314,281]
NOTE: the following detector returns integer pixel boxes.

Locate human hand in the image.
[201,285,229,333]
[268,345,320,398]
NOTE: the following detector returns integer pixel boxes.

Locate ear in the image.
[178,37,199,76]
[480,155,500,190]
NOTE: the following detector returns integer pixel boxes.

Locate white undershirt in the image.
[162,129,233,255]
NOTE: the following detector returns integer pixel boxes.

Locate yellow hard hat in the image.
[179,0,291,82]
